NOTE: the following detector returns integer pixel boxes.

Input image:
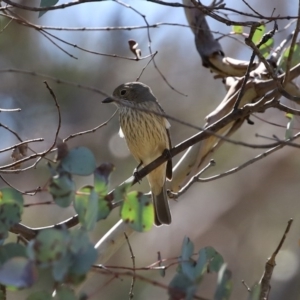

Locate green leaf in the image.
[0,188,24,240]
[205,247,224,273]
[0,257,37,288]
[279,43,300,70]
[120,191,154,232]
[61,147,96,176]
[74,186,98,230]
[96,195,112,221]
[113,180,132,203]
[27,291,52,300]
[252,25,265,45]
[27,228,68,267]
[259,38,274,58]
[39,0,59,18]
[75,186,112,224]
[248,283,261,300]
[48,172,75,208]
[94,163,115,195]
[0,243,27,267]
[53,286,77,300]
[286,113,294,139]
[214,264,232,300]
[232,25,243,34]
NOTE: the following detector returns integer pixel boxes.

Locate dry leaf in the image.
[128,39,141,59]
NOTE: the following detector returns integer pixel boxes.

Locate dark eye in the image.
[120,89,127,96]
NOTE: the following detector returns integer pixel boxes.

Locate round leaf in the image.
[27,229,68,266]
[205,246,224,273]
[120,191,153,232]
[232,25,243,34]
[0,243,27,266]
[0,257,37,288]
[48,172,75,208]
[61,147,96,176]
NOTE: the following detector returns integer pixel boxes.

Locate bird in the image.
[102,82,172,225]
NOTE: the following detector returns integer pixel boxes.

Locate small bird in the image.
[102,82,172,225]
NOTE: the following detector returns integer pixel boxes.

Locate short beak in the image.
[102,97,114,103]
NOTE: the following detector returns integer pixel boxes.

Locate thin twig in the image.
[0,138,43,154]
[63,110,118,142]
[124,232,136,300]
[259,219,293,300]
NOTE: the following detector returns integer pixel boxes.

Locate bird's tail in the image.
[152,185,171,226]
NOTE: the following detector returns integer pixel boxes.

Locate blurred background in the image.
[1,0,300,299]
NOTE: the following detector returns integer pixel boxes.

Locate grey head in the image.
[102,82,157,106]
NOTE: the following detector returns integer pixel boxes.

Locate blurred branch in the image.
[259,219,293,300]
[0,138,43,154]
[0,82,60,173]
[283,0,300,85]
[92,265,210,300]
[5,10,155,61]
[124,232,136,300]
[150,0,299,21]
[63,110,118,142]
[170,131,300,199]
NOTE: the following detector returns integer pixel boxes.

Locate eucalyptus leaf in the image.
[61,147,96,176]
[0,258,37,288]
[120,191,153,232]
[39,0,59,18]
[214,264,233,300]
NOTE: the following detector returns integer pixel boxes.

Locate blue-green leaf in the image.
[180,237,195,281]
[48,172,75,208]
[39,0,59,18]
[205,246,224,273]
[194,248,207,282]
[27,228,68,267]
[0,257,37,288]
[61,147,96,176]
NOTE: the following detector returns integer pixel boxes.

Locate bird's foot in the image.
[162,148,171,160]
[133,162,143,183]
